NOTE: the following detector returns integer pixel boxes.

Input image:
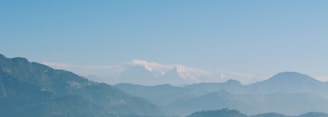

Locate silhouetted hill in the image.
[248,72,326,94]
[251,112,288,117]
[298,112,328,117]
[184,79,244,95]
[0,54,161,117]
[188,109,328,117]
[115,83,189,106]
[187,109,247,117]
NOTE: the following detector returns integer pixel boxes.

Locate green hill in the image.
[0,54,161,117]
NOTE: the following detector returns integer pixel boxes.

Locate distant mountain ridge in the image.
[2,53,328,117]
[0,54,161,117]
[247,72,326,94]
[115,72,328,116]
[47,59,307,86]
[187,108,328,117]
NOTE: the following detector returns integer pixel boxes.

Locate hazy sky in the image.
[1,0,328,83]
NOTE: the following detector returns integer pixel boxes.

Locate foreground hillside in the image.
[0,54,161,117]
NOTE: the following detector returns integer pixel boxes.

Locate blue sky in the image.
[1,0,328,83]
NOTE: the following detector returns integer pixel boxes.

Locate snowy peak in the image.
[160,65,209,83]
[175,65,185,73]
[170,65,208,81]
[130,59,171,74]
[170,65,193,80]
[119,60,211,85]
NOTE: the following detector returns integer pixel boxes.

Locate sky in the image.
[1,0,328,84]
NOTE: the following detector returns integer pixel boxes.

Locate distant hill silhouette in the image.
[247,72,327,94]
[188,109,328,117]
[187,108,247,117]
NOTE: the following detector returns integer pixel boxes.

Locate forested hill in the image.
[0,54,161,117]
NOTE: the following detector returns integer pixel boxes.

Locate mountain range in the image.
[1,53,328,117]
[115,72,328,116]
[45,59,259,85]
[0,54,161,117]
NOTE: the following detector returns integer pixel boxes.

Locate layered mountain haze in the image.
[116,72,328,116]
[2,54,328,117]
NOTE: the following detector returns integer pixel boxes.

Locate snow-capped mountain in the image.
[43,59,261,85]
[118,62,210,85]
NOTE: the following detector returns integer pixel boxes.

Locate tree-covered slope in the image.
[0,54,161,117]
